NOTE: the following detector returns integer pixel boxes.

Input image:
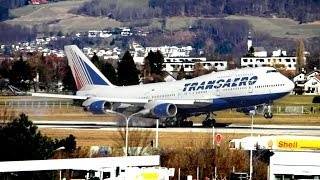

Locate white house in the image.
[306,70,320,80]
[253,47,267,57]
[293,73,305,82]
[272,49,287,57]
[293,69,320,87]
[303,75,320,94]
[100,31,112,38]
[88,30,100,38]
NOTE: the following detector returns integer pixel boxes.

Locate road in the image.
[33,121,320,136]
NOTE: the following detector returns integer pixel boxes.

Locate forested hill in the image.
[75,0,320,23]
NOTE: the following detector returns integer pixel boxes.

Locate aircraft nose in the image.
[287,79,295,92]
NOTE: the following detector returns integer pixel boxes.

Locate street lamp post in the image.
[249,110,255,180]
[107,109,149,156]
[54,146,65,180]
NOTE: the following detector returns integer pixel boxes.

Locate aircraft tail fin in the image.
[64,45,115,90]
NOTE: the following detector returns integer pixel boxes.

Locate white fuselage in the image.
[77,67,294,115]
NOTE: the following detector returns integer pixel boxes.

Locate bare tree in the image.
[112,127,153,156]
[160,135,252,179]
[0,108,16,127]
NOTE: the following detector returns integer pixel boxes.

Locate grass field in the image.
[225,15,320,39]
[7,0,121,33]
[40,127,247,147]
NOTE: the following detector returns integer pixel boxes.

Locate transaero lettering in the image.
[183,76,258,92]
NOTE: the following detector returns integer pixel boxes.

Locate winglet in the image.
[64,45,115,90]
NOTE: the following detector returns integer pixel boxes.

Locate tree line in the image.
[76,0,320,23]
[0,23,36,44]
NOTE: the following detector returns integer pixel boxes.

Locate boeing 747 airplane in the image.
[32,45,295,127]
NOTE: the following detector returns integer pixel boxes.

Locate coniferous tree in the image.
[10,56,34,91]
[62,66,77,91]
[143,50,165,83]
[144,50,164,75]
[37,54,55,92]
[177,66,186,80]
[101,61,118,85]
[0,58,11,79]
[91,52,101,70]
[117,51,139,85]
[0,113,55,161]
[0,113,78,179]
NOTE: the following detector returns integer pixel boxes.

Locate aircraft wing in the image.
[31,93,212,105]
[31,93,148,104]
[32,93,87,100]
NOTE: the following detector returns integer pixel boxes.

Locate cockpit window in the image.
[266,70,278,73]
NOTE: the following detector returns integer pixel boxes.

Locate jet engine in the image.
[84,100,113,114]
[151,103,177,118]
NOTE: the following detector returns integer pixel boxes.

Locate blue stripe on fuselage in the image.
[177,92,289,115]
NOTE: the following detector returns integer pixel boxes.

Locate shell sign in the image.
[275,139,320,151]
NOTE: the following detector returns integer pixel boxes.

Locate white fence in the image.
[2,101,76,109]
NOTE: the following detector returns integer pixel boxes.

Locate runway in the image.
[33,120,320,136]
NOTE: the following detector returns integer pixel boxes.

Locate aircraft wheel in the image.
[268,113,273,118]
[180,121,186,127]
[207,119,216,127]
[264,112,273,119]
[169,120,176,126]
[187,121,193,127]
[202,120,207,127]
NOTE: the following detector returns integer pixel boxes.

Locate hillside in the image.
[6,0,122,33]
[5,1,320,40]
[2,0,320,60]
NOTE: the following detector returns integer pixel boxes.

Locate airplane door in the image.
[178,88,183,99]
[216,88,220,96]
[147,88,156,100]
[248,85,253,93]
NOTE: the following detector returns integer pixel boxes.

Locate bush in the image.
[312,96,320,103]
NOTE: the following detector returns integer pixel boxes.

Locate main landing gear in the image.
[263,103,273,119]
[202,113,216,127]
[161,117,193,127]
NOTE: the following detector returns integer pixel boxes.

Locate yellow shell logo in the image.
[268,140,273,148]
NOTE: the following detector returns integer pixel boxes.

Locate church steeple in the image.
[247,30,252,51]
